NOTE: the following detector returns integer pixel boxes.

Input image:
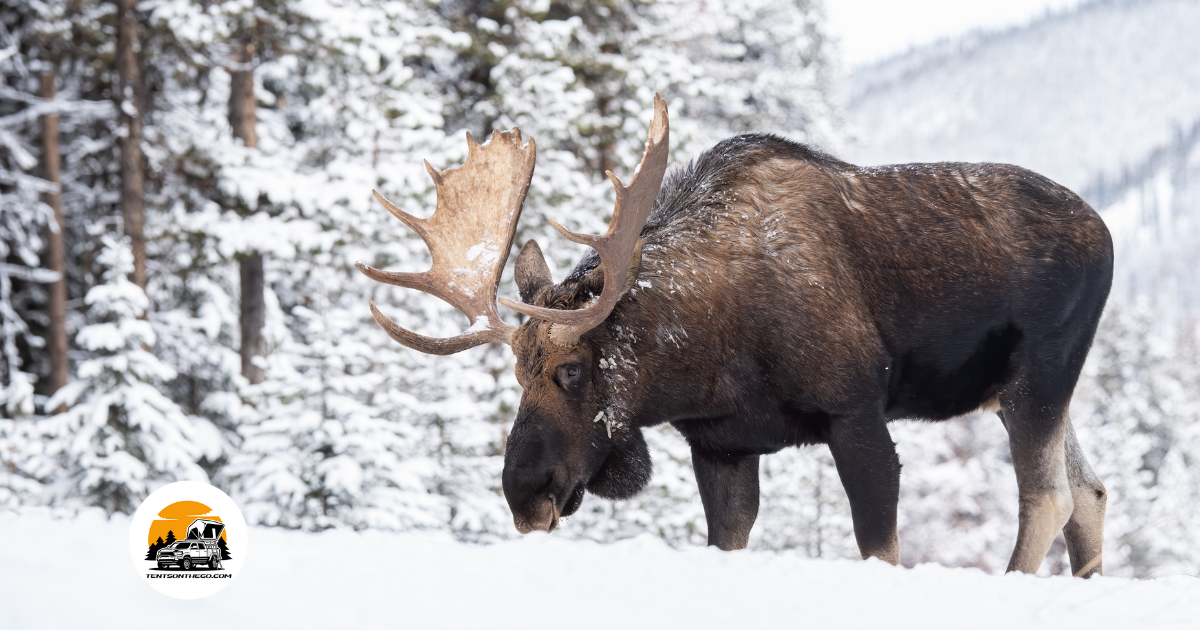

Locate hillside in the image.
[845,0,1200,193]
[844,0,1200,320]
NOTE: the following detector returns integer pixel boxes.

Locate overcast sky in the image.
[824,0,1090,67]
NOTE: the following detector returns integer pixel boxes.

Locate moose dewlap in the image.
[356,94,1112,577]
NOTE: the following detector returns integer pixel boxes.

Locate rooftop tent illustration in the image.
[187,519,225,540]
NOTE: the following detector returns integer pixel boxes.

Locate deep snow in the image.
[2,509,1197,629]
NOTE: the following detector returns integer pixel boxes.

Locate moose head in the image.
[356,95,670,534]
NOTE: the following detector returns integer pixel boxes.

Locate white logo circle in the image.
[127,481,248,599]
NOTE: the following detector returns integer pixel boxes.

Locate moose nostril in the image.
[530,463,556,499]
[502,460,558,499]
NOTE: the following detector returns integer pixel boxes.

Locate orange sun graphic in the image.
[147,500,227,548]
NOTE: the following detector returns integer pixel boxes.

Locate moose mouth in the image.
[514,483,586,534]
[560,483,585,519]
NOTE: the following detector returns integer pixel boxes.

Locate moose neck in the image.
[593,249,746,432]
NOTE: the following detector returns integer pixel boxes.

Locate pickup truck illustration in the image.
[156,519,226,571]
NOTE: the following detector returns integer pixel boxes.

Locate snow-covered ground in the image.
[4,509,1198,629]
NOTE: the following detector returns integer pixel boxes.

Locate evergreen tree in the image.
[145,535,165,560]
[0,0,64,417]
[1070,301,1200,577]
[1,0,122,422]
[165,530,176,545]
[213,0,490,534]
[217,535,231,560]
[22,236,223,513]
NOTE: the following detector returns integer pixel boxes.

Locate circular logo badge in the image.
[128,481,248,599]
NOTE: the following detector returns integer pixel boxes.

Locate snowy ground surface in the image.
[3,510,1198,629]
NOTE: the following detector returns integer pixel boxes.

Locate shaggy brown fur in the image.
[502,134,1112,576]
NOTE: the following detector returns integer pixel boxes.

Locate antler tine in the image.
[366,301,505,355]
[372,189,428,239]
[358,129,537,354]
[500,93,670,342]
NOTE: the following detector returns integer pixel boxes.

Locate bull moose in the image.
[356,94,1112,577]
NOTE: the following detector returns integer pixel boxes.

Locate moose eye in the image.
[556,365,582,388]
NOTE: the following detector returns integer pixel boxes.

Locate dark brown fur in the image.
[503,134,1111,575]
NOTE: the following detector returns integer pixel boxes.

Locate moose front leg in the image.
[692,447,760,550]
[827,415,902,565]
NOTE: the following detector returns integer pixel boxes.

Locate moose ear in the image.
[515,239,553,303]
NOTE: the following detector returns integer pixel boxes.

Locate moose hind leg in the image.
[826,414,902,565]
[692,447,761,550]
[999,398,1075,574]
[1063,422,1106,577]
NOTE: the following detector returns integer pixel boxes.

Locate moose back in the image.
[357,95,1112,577]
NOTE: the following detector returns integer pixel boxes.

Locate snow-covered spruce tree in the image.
[20,235,222,513]
[204,0,523,535]
[1,0,122,409]
[142,0,316,404]
[1069,300,1200,578]
[662,0,841,149]
[134,0,307,462]
[1,0,122,507]
[1,2,61,417]
[888,414,1020,572]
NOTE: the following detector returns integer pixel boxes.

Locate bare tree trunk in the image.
[239,256,265,383]
[40,73,69,402]
[229,44,258,149]
[116,0,146,289]
[230,43,264,384]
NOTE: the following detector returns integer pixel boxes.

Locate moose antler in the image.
[500,93,670,343]
[356,129,536,355]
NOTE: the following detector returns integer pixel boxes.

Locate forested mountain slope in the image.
[846,0,1200,322]
[846,0,1200,195]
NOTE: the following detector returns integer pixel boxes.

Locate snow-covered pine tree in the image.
[17,235,223,513]
[888,414,1019,571]
[138,0,300,460]
[661,0,841,149]
[207,0,522,536]
[1,2,64,417]
[1070,300,1200,577]
[1,0,122,418]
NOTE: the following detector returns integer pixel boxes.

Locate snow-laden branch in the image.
[0,169,58,193]
[0,92,115,129]
[0,129,38,170]
[0,263,61,284]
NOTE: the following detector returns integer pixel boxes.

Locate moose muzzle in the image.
[502,423,590,533]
